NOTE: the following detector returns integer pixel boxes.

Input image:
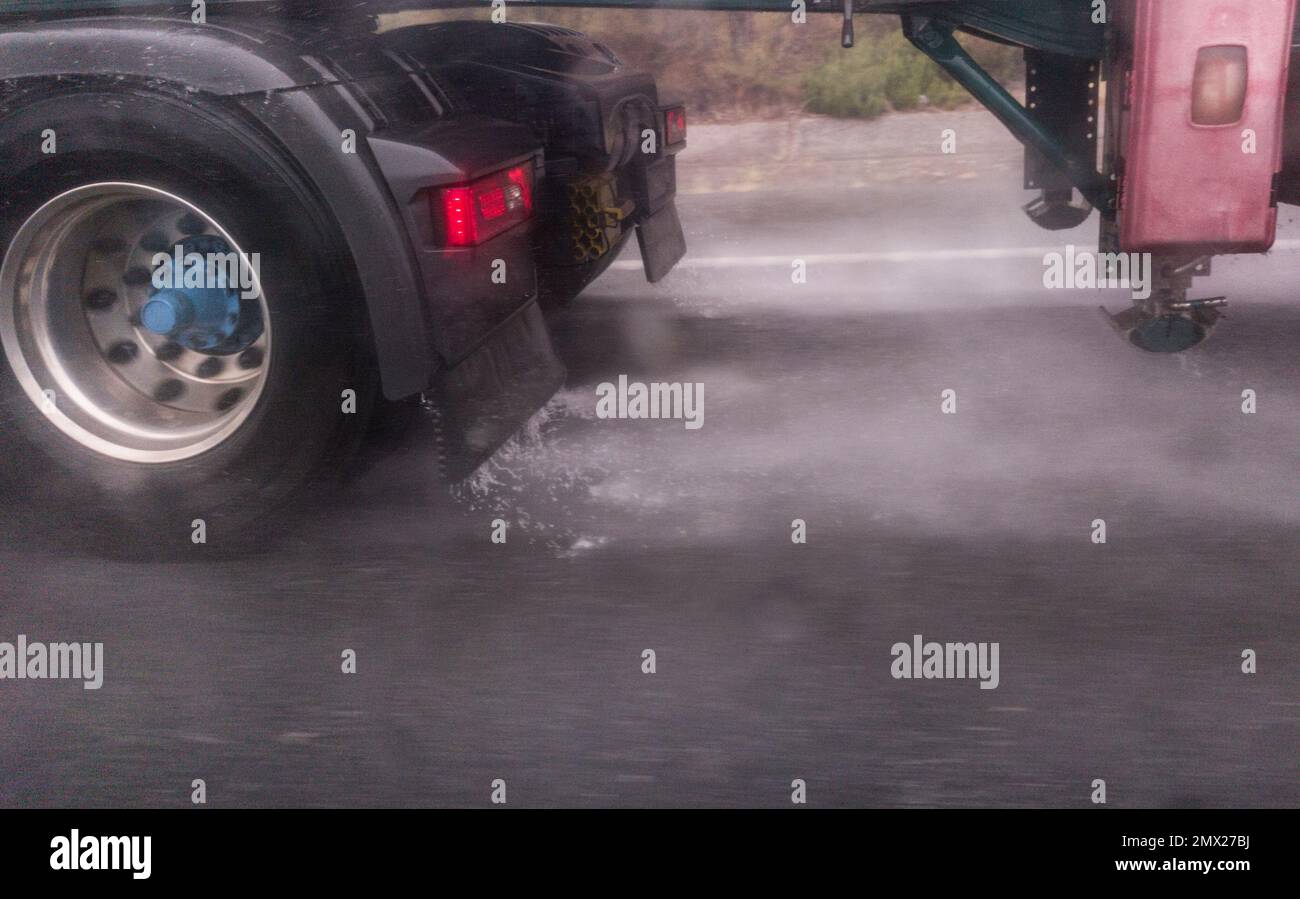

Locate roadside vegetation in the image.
[384,9,1023,121]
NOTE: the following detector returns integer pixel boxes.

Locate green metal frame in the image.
[902,14,1109,210]
[0,1,1104,58]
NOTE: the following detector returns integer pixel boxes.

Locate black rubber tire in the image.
[0,86,377,554]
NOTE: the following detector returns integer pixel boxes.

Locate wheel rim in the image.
[0,183,271,463]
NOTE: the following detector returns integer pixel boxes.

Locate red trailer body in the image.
[1119,0,1297,254]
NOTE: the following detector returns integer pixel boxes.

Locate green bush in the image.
[804,29,1003,119]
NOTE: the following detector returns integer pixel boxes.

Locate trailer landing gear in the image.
[1101,256,1226,353]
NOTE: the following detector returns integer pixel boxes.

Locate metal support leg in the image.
[902,14,1111,211]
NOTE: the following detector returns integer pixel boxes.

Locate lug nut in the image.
[106,341,139,365]
[177,213,207,236]
[139,231,172,253]
[122,266,153,287]
[155,341,184,362]
[91,236,127,254]
[84,288,117,311]
[154,379,185,403]
[216,388,244,413]
[196,357,224,378]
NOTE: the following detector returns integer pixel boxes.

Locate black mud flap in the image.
[636,200,686,283]
[430,300,566,479]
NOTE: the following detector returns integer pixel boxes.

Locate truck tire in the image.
[0,87,376,550]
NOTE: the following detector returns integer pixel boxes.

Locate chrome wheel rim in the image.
[0,183,271,463]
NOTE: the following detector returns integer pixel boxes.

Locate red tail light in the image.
[1191,45,1248,126]
[437,162,535,247]
[664,106,687,146]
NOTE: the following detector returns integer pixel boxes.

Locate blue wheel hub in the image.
[139,234,263,354]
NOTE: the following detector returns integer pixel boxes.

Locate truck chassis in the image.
[0,0,1293,536]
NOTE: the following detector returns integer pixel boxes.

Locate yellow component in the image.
[566,174,629,264]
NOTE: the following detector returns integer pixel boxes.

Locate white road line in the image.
[611,240,1300,271]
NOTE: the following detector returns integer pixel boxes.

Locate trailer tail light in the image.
[438,162,535,247]
[663,106,686,146]
[1192,46,1248,126]
[1119,0,1296,253]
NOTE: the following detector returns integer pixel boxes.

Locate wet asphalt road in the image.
[1,128,1297,808]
